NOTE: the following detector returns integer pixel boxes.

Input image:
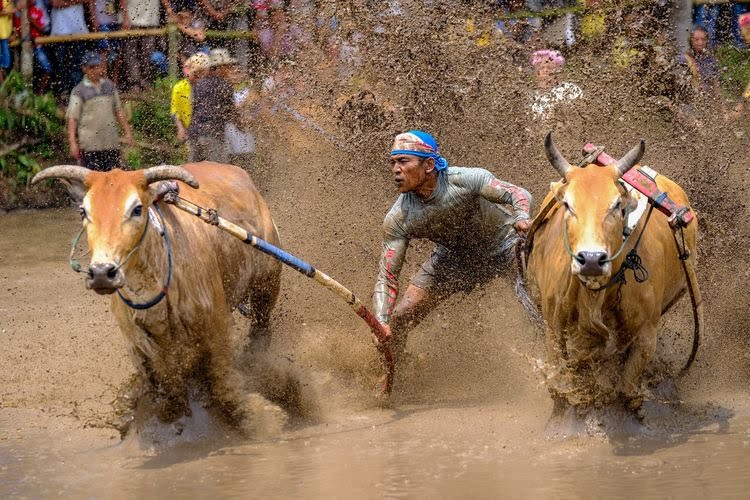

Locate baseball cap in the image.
[81,51,103,67]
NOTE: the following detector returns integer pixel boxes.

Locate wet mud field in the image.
[4,15,750,494]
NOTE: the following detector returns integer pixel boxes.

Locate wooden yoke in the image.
[583,143,695,228]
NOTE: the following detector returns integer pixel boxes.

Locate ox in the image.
[33,163,283,436]
[525,134,698,413]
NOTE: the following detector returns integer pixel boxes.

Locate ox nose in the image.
[86,263,124,293]
[576,251,608,276]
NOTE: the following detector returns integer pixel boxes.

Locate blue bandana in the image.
[390,130,449,171]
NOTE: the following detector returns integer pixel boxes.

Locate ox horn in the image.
[31,165,90,185]
[613,140,645,177]
[142,165,199,188]
[544,131,572,178]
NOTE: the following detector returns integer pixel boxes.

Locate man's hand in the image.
[373,323,392,348]
[514,218,531,234]
[70,142,81,161]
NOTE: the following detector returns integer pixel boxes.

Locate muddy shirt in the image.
[66,77,122,152]
[373,167,531,324]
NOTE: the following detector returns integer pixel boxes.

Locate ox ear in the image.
[550,180,566,202]
[59,179,87,204]
[31,164,90,204]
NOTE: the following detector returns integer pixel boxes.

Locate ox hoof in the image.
[236,393,288,438]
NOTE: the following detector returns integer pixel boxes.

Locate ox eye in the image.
[79,205,88,221]
[132,205,143,218]
[562,200,575,216]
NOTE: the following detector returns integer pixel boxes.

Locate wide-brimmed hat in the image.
[209,48,238,67]
[185,52,211,72]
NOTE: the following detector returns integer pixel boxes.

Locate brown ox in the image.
[526,134,698,411]
[33,163,283,436]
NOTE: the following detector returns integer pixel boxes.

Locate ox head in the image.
[32,165,198,294]
[544,132,644,286]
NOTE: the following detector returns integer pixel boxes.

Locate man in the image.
[171,51,210,146]
[374,131,532,366]
[66,51,135,171]
[188,48,239,162]
[122,0,166,91]
[49,0,89,97]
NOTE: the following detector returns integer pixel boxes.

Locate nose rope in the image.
[561,202,634,264]
[112,217,150,275]
[562,203,655,292]
[117,203,173,310]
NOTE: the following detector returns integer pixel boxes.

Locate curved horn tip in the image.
[142,164,200,189]
[544,130,553,147]
[31,165,90,185]
[543,130,571,177]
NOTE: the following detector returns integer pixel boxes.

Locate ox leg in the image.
[244,280,281,352]
[544,324,570,407]
[111,372,147,438]
[207,337,287,437]
[621,322,658,411]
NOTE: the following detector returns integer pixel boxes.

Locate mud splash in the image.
[3,1,750,495]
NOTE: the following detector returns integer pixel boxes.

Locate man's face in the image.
[389,154,431,193]
[691,30,708,53]
[84,62,106,81]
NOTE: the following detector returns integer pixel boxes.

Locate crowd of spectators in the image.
[3,1,750,169]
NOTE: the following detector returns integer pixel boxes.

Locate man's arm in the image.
[116,109,135,146]
[67,117,81,161]
[87,0,100,30]
[197,0,225,21]
[373,216,409,325]
[113,90,135,146]
[66,93,82,161]
[51,0,83,8]
[479,175,532,231]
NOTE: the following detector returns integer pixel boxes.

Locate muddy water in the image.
[2,404,750,498]
[2,203,750,497]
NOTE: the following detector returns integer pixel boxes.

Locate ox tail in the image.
[677,232,703,375]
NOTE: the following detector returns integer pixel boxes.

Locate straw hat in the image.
[209,48,238,68]
[185,52,211,72]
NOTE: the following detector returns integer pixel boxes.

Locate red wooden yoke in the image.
[582,143,695,228]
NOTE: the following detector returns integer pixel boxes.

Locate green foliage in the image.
[717,45,750,97]
[130,77,176,141]
[127,76,185,167]
[0,71,63,192]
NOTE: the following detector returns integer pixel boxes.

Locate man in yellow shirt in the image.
[0,0,15,83]
[171,52,210,146]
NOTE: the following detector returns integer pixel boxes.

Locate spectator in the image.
[694,0,749,49]
[66,51,135,171]
[726,13,750,121]
[122,0,165,91]
[165,0,208,56]
[12,0,52,93]
[0,0,15,84]
[198,0,250,69]
[529,49,583,123]
[170,51,209,150]
[187,47,239,162]
[89,0,126,88]
[50,0,90,97]
[679,26,721,101]
[252,0,275,62]
[676,26,723,131]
